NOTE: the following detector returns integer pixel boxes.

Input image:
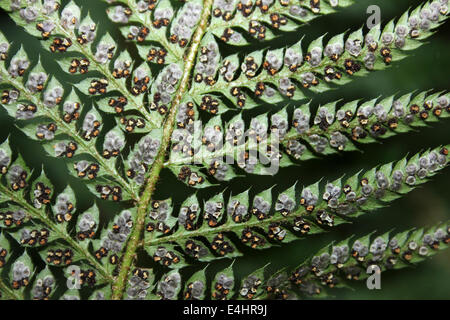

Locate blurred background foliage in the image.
[0,0,449,299]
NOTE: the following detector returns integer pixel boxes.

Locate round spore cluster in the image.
[128,136,160,184]
[102,210,133,253]
[171,3,203,47]
[127,269,151,300]
[12,261,31,290]
[158,272,181,300]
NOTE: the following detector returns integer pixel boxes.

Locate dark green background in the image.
[0,0,449,299]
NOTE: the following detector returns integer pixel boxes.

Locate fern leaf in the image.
[284,221,450,298]
[0,0,448,300]
[168,91,450,185]
[145,220,449,300]
[182,266,208,300]
[190,2,449,110]
[0,46,139,200]
[0,139,120,298]
[135,145,449,271]
[1,1,160,129]
[209,0,355,45]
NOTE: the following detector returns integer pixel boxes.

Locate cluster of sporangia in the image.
[157,272,182,300]
[31,276,54,300]
[11,261,31,290]
[46,248,73,266]
[76,213,97,241]
[184,279,204,300]
[126,268,151,300]
[152,246,181,267]
[0,245,8,268]
[212,273,234,299]
[95,210,134,268]
[149,63,183,116]
[126,136,161,185]
[20,227,50,246]
[146,200,173,235]
[0,209,26,228]
[111,0,203,48]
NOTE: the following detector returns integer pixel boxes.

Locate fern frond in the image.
[0,141,154,299]
[142,220,449,300]
[134,145,449,271]
[190,2,449,111]
[209,0,355,45]
[0,0,448,301]
[1,0,161,129]
[167,91,450,185]
[0,230,21,300]
[104,0,205,63]
[0,156,111,277]
[280,91,450,155]
[284,220,450,298]
[0,42,141,201]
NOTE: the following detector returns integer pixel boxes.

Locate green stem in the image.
[0,184,112,282]
[111,0,214,300]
